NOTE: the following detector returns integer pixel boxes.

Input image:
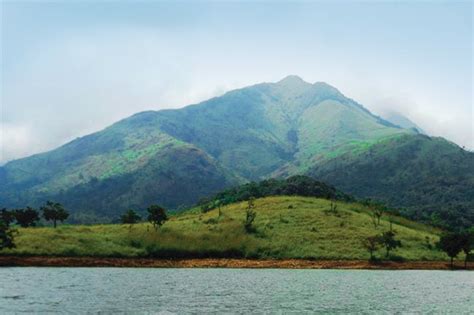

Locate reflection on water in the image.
[0,268,473,313]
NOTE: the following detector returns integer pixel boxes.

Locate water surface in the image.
[1,268,473,313]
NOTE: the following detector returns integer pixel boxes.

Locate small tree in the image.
[372,207,383,227]
[215,200,222,217]
[459,230,473,268]
[41,201,69,228]
[380,230,401,258]
[147,205,168,230]
[0,219,16,250]
[14,207,40,228]
[363,199,384,228]
[437,232,463,268]
[121,209,141,230]
[247,197,255,210]
[244,209,256,233]
[362,236,380,261]
[328,200,338,215]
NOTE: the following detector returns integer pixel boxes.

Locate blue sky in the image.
[1,1,472,163]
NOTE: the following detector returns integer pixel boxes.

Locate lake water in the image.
[0,268,473,314]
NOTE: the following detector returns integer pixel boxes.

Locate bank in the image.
[0,256,472,270]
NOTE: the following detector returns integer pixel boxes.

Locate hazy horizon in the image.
[1,1,472,164]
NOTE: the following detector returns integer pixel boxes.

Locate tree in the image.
[0,209,15,225]
[372,207,384,228]
[244,197,257,232]
[380,230,401,257]
[328,200,338,215]
[121,209,141,230]
[362,236,381,260]
[41,201,69,228]
[0,219,16,250]
[247,197,255,210]
[363,199,384,228]
[459,230,473,268]
[244,209,256,233]
[14,207,40,228]
[437,232,463,268]
[147,205,167,230]
[215,200,222,217]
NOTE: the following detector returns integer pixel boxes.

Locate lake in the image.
[0,268,472,313]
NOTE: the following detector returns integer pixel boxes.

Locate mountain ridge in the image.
[1,76,472,228]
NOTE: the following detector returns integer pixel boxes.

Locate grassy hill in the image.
[2,196,447,261]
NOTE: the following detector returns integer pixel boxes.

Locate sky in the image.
[1,1,473,164]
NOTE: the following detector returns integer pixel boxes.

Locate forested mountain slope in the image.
[308,134,474,229]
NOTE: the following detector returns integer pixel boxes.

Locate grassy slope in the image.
[3,196,447,261]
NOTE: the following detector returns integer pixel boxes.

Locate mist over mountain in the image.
[381,112,426,134]
[1,76,472,227]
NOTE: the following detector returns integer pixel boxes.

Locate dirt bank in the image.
[0,256,472,270]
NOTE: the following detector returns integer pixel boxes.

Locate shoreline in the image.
[0,256,472,270]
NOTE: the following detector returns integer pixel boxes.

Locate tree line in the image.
[0,201,70,250]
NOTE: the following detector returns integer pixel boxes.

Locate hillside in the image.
[1,76,472,228]
[308,134,474,229]
[2,196,446,261]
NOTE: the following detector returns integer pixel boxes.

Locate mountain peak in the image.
[277,75,309,85]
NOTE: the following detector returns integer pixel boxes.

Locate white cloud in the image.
[0,123,35,163]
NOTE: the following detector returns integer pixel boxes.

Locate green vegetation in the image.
[0,76,472,231]
[437,230,474,268]
[198,175,352,211]
[120,209,141,229]
[310,134,474,229]
[147,205,168,230]
[41,201,69,228]
[0,219,15,250]
[14,207,40,228]
[1,196,451,261]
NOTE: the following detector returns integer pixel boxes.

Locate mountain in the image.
[382,111,425,134]
[1,75,472,227]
